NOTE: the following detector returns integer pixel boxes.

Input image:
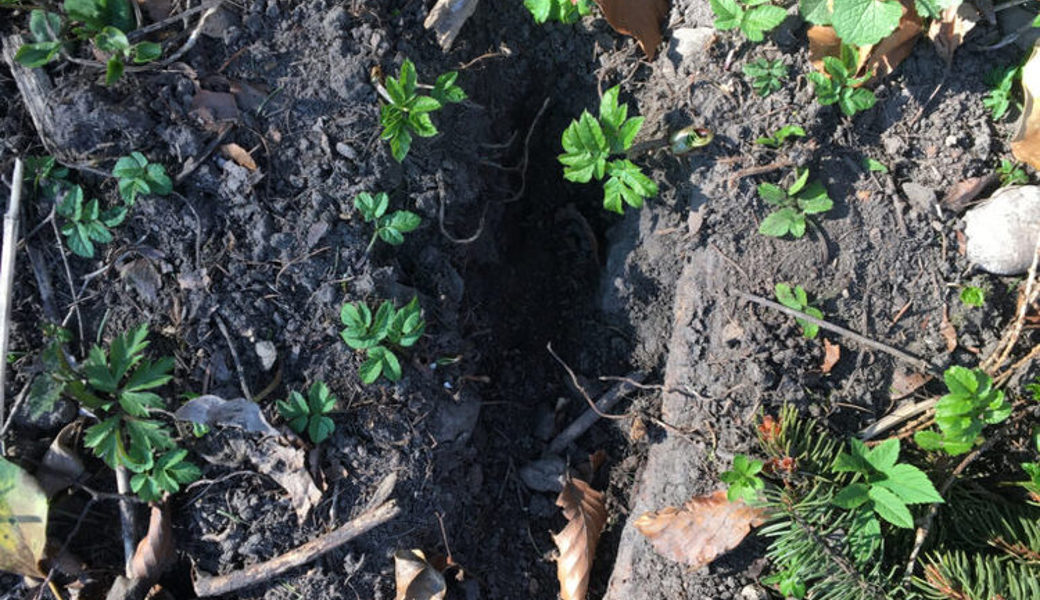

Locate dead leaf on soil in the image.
[889,366,932,400]
[821,338,841,373]
[553,476,607,600]
[594,0,670,61]
[0,456,48,578]
[190,89,240,128]
[1012,40,1040,169]
[175,395,279,436]
[927,3,979,66]
[942,174,997,213]
[129,505,175,580]
[116,256,162,303]
[220,143,257,171]
[807,26,844,73]
[634,489,766,569]
[394,549,446,600]
[36,421,85,498]
[940,304,957,353]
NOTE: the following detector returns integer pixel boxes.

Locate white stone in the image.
[255,340,277,371]
[965,185,1040,275]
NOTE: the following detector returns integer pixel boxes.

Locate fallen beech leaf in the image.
[553,476,607,600]
[807,25,843,73]
[821,338,841,373]
[36,421,85,498]
[0,456,48,577]
[942,174,997,213]
[594,0,670,61]
[394,549,446,600]
[889,366,931,400]
[1012,40,1040,169]
[220,143,257,171]
[175,395,278,435]
[927,3,979,66]
[634,489,765,569]
[130,505,175,580]
[940,304,957,353]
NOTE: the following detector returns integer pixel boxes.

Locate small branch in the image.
[127,0,224,41]
[115,466,137,579]
[736,291,941,377]
[1,158,24,429]
[983,230,1040,373]
[158,4,221,67]
[214,312,253,402]
[859,397,937,441]
[192,500,399,597]
[503,97,550,204]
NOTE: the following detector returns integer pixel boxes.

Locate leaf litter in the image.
[553,475,607,600]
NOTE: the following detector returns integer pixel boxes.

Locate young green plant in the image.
[558,85,657,214]
[710,0,788,42]
[799,0,939,46]
[277,382,336,444]
[743,58,787,97]
[57,185,127,258]
[774,283,823,339]
[720,454,765,503]
[354,191,421,251]
[757,168,833,239]
[379,59,466,162]
[915,366,1011,455]
[340,297,425,384]
[807,54,877,117]
[997,159,1028,186]
[756,125,805,148]
[960,286,985,308]
[523,0,591,23]
[113,151,172,205]
[983,65,1021,121]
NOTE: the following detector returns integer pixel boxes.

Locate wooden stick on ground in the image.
[0,159,23,429]
[193,500,400,597]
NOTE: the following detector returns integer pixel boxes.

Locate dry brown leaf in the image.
[552,476,607,600]
[927,3,979,66]
[190,89,240,128]
[942,174,997,213]
[1012,40,1040,169]
[807,26,843,73]
[130,506,175,580]
[393,549,446,600]
[634,489,766,569]
[36,421,84,498]
[220,143,257,171]
[594,0,670,60]
[889,366,932,400]
[821,338,841,373]
[940,304,957,353]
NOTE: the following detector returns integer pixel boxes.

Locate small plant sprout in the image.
[709,0,788,42]
[762,570,807,599]
[864,157,889,174]
[57,186,127,258]
[113,152,172,205]
[806,50,877,117]
[915,366,1011,455]
[523,0,591,24]
[277,382,336,444]
[983,65,1021,121]
[379,59,466,162]
[340,297,426,384]
[756,125,806,148]
[757,168,833,239]
[831,438,943,529]
[354,192,421,250]
[558,85,657,214]
[743,58,787,97]
[1018,462,1040,500]
[720,454,765,503]
[997,159,1029,186]
[774,283,823,339]
[960,285,985,308]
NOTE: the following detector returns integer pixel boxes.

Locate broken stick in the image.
[1,158,23,428]
[192,500,399,597]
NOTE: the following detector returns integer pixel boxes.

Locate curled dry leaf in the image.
[0,456,48,577]
[942,174,997,213]
[36,420,85,498]
[220,143,257,171]
[394,549,446,600]
[594,0,670,61]
[927,3,979,66]
[129,505,175,580]
[634,489,766,569]
[821,338,841,374]
[1012,41,1040,169]
[553,476,607,600]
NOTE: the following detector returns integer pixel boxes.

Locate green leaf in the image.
[559,111,609,183]
[431,71,466,104]
[308,416,334,444]
[913,430,943,451]
[105,56,124,86]
[774,283,799,309]
[377,226,404,245]
[710,0,744,30]
[799,0,832,24]
[131,41,161,63]
[144,163,171,196]
[865,158,889,173]
[603,159,657,214]
[758,183,788,205]
[387,210,421,233]
[943,366,978,397]
[0,456,49,578]
[524,0,553,22]
[618,116,643,151]
[742,5,788,41]
[788,168,811,195]
[29,11,63,43]
[868,485,914,528]
[84,416,127,469]
[64,0,104,29]
[801,306,822,338]
[865,437,899,472]
[758,207,799,237]
[95,26,129,53]
[831,0,903,46]
[398,59,417,96]
[833,483,871,508]
[389,127,412,162]
[797,184,833,214]
[409,95,442,114]
[599,86,627,140]
[875,464,943,504]
[355,192,389,221]
[15,42,62,68]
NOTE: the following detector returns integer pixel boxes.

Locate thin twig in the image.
[437,173,486,244]
[984,230,1040,373]
[127,0,224,41]
[158,4,221,66]
[0,158,23,428]
[737,291,941,377]
[49,205,84,356]
[503,97,550,204]
[213,312,253,402]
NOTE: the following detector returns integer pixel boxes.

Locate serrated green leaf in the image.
[758,183,788,205]
[408,111,438,137]
[710,0,744,29]
[308,416,334,444]
[833,483,871,508]
[875,464,943,504]
[866,438,900,472]
[759,207,799,237]
[15,41,62,68]
[831,0,903,46]
[131,41,161,63]
[868,485,914,528]
[742,4,788,40]
[105,56,124,86]
[95,26,129,53]
[799,0,832,24]
[914,430,943,451]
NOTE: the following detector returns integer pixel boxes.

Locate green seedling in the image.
[864,157,889,174]
[807,55,877,117]
[380,59,466,162]
[983,65,1021,121]
[757,168,833,239]
[831,438,943,529]
[1019,463,1040,499]
[57,185,127,258]
[340,297,425,384]
[915,366,1011,455]
[799,0,937,46]
[70,324,199,502]
[15,4,161,85]
[997,159,1028,186]
[762,570,807,599]
[558,85,657,214]
[113,151,172,205]
[774,283,823,339]
[277,381,336,444]
[354,191,421,250]
[960,286,985,308]
[743,58,787,97]
[710,0,788,42]
[720,454,765,503]
[524,0,591,24]
[756,125,805,148]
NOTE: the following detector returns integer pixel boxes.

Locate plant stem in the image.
[115,466,136,578]
[366,230,379,253]
[0,158,23,430]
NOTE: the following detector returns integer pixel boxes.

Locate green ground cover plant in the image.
[709,0,788,42]
[113,151,172,204]
[354,191,421,250]
[774,283,822,339]
[960,286,985,308]
[340,297,425,384]
[558,85,657,214]
[380,59,466,162]
[997,159,1029,186]
[277,382,336,443]
[984,65,1021,121]
[720,454,765,503]
[915,366,1011,455]
[807,54,877,117]
[743,58,787,97]
[57,185,126,258]
[523,0,591,24]
[757,168,833,239]
[756,125,805,148]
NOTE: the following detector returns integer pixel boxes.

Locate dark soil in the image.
[1,1,1037,599]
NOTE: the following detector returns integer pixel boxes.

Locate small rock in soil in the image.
[964,185,1040,275]
[255,341,277,371]
[902,182,936,214]
[519,457,566,492]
